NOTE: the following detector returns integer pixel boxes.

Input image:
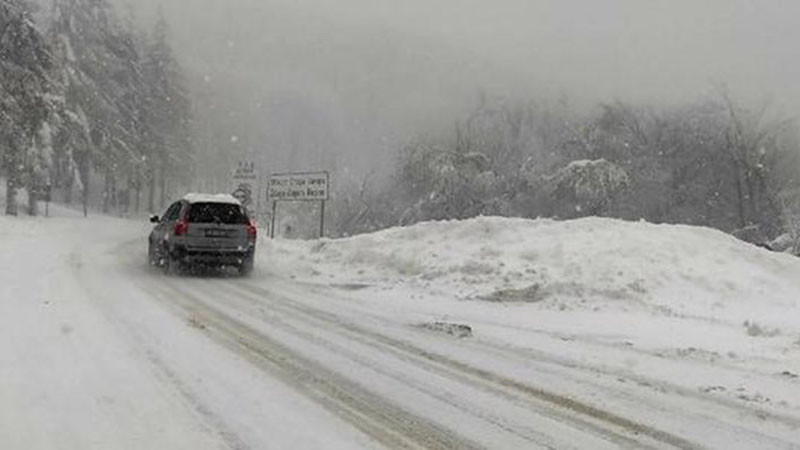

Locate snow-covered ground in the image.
[2,203,800,449]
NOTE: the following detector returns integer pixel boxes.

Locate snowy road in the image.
[2,213,800,449]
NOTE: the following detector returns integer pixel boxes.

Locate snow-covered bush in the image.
[396,143,509,225]
[776,193,800,255]
[545,159,629,217]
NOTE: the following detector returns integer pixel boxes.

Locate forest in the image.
[0,0,192,217]
[332,92,800,253]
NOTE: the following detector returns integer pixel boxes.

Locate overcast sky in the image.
[118,0,800,174]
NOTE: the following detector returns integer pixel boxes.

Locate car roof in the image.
[182,193,242,205]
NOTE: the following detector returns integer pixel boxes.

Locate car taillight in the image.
[247,220,257,240]
[174,219,189,236]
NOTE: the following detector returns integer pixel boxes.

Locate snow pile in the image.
[263,216,800,328]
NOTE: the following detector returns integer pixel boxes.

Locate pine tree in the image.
[48,0,147,214]
[143,11,193,212]
[0,0,58,215]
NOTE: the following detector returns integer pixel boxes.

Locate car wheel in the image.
[165,257,178,276]
[164,252,184,276]
[147,241,159,267]
[238,256,254,277]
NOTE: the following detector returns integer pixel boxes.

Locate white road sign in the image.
[268,172,329,202]
[233,161,257,180]
[233,161,258,212]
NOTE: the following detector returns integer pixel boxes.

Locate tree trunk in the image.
[732,163,747,228]
[65,171,73,204]
[147,166,156,213]
[81,157,90,218]
[135,180,141,213]
[745,171,758,228]
[136,173,142,214]
[159,158,167,210]
[102,168,110,214]
[3,139,20,215]
[5,177,17,216]
[111,171,118,215]
[757,172,781,237]
[28,184,38,216]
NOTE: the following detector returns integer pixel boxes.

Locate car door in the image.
[152,202,181,245]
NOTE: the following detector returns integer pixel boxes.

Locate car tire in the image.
[164,252,184,276]
[147,241,160,267]
[238,256,254,277]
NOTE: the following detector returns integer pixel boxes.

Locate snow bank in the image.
[263,216,800,329]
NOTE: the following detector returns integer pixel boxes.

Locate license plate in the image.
[204,229,230,238]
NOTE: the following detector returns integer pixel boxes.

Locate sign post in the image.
[44,183,51,217]
[270,199,278,239]
[319,200,325,238]
[268,171,330,239]
[232,161,258,217]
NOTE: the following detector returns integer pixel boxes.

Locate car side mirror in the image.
[149,215,160,224]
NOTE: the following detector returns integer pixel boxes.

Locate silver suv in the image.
[148,194,257,276]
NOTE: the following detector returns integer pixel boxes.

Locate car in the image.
[148,193,257,276]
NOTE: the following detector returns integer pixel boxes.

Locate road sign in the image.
[268,172,329,202]
[233,161,257,181]
[232,183,253,208]
[233,161,258,213]
[268,171,330,238]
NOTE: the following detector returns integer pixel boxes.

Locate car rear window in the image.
[187,203,249,224]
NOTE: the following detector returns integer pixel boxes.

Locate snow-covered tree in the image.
[45,0,192,215]
[545,159,629,217]
[718,89,788,237]
[1,0,59,215]
[397,142,507,224]
[142,12,193,212]
[47,0,146,214]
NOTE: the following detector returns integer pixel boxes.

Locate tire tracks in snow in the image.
[282,278,800,439]
[115,238,798,448]
[179,279,625,449]
[138,271,693,449]
[136,276,485,450]
[450,321,800,428]
[471,313,800,399]
[220,279,703,450]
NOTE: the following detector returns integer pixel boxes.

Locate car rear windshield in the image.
[187,203,248,224]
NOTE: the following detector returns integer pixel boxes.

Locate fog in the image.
[118,0,800,177]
